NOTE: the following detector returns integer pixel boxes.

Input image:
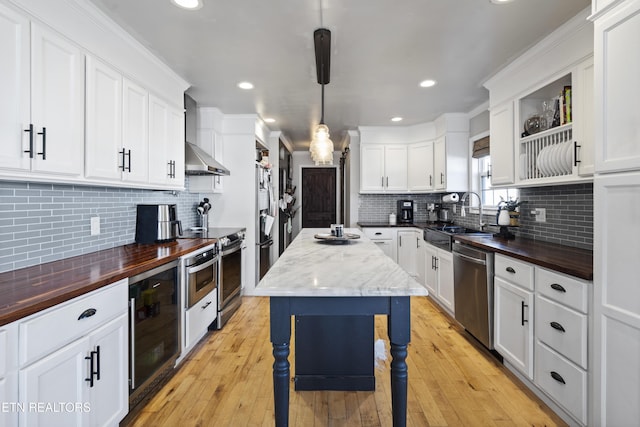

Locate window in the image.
[477,156,519,209]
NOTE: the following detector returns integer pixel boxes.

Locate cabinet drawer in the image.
[495,254,534,291]
[535,295,588,369]
[362,228,395,240]
[535,342,587,425]
[536,267,589,313]
[19,279,128,367]
[185,291,217,349]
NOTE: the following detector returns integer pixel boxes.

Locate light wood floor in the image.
[125,295,567,427]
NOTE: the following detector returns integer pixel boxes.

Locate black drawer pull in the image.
[550,283,566,293]
[37,127,46,159]
[506,267,516,274]
[550,371,566,384]
[550,321,566,332]
[202,301,212,309]
[24,124,34,158]
[78,308,97,320]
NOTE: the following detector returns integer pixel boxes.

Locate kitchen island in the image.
[253,228,428,427]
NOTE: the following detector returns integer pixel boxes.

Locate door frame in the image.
[299,165,340,230]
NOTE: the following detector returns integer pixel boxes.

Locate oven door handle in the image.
[187,257,218,275]
[222,243,243,256]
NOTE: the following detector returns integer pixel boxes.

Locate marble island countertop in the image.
[253,228,428,297]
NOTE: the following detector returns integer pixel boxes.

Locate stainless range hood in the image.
[185,142,231,176]
[184,93,230,176]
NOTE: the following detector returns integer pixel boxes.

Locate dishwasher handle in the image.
[453,250,487,266]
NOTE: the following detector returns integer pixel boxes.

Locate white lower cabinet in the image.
[424,243,454,314]
[0,323,18,427]
[494,276,534,379]
[16,280,128,427]
[397,230,421,279]
[184,290,217,352]
[494,252,592,426]
[362,228,397,262]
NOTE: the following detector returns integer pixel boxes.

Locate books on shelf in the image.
[559,85,572,126]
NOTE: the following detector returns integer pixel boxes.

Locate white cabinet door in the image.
[30,24,84,177]
[0,3,30,172]
[408,141,434,191]
[122,78,149,184]
[573,57,595,177]
[148,103,184,188]
[360,144,385,191]
[595,1,640,173]
[436,250,454,313]
[167,106,185,186]
[494,276,534,379]
[88,314,128,427]
[593,172,640,426]
[19,337,88,427]
[489,101,515,185]
[423,244,438,296]
[384,145,408,191]
[397,230,418,278]
[85,56,122,181]
[434,136,447,190]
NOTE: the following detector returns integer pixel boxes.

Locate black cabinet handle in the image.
[434,257,438,270]
[24,124,34,158]
[550,321,566,332]
[85,353,94,387]
[119,149,126,171]
[126,149,132,172]
[550,283,566,293]
[202,301,212,309]
[574,141,581,166]
[429,175,432,186]
[399,235,402,247]
[95,345,101,381]
[521,301,528,326]
[550,371,566,385]
[440,173,444,185]
[416,237,419,249]
[374,232,382,236]
[487,164,492,178]
[506,266,516,274]
[78,308,97,320]
[37,127,46,160]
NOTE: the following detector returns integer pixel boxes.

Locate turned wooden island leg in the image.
[270,297,291,427]
[388,296,411,427]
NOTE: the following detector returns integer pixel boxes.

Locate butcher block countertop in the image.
[0,239,215,327]
[453,234,593,281]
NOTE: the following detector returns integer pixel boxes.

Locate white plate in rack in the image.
[563,141,573,173]
[549,144,560,175]
[537,146,550,177]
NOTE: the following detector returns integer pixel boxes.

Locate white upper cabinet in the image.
[360,144,407,192]
[30,24,85,177]
[86,57,150,185]
[148,94,184,188]
[489,101,515,185]
[85,56,123,181]
[594,0,640,173]
[408,141,434,191]
[484,8,594,188]
[0,9,84,179]
[0,3,30,172]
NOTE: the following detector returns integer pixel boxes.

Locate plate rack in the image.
[519,124,573,180]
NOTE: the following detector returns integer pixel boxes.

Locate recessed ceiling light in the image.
[237,81,254,90]
[171,0,203,10]
[264,118,276,123]
[490,0,514,4]
[391,117,403,122]
[419,79,437,88]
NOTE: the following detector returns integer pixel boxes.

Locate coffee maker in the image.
[397,200,414,224]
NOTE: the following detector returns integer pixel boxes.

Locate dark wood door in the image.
[302,167,336,228]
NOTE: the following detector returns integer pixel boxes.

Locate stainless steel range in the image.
[216,230,245,329]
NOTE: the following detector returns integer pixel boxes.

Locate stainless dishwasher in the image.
[453,242,494,349]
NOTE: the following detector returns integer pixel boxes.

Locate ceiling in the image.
[88,0,590,150]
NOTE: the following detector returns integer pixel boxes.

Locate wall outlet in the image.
[90,216,100,235]
[534,208,546,223]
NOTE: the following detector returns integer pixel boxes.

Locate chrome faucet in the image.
[461,192,485,231]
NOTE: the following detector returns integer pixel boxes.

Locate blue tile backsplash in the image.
[0,179,204,273]
[358,183,593,251]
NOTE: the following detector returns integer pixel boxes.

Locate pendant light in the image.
[309,28,334,165]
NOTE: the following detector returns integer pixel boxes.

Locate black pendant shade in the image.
[314,28,331,85]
